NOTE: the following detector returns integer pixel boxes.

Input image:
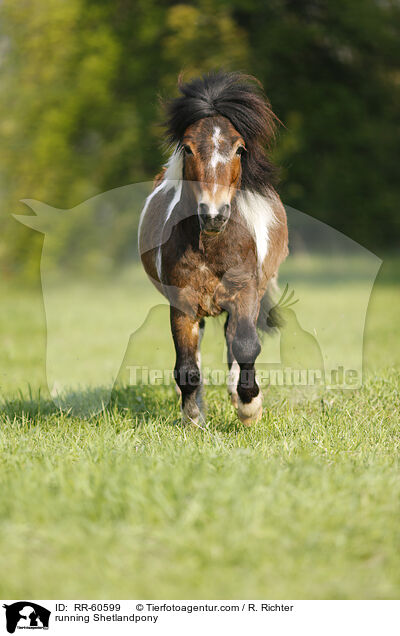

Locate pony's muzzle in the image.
[198,203,230,234]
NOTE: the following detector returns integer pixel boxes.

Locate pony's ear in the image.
[13,199,62,233]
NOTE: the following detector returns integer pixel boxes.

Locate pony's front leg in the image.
[170,306,203,425]
[231,293,263,426]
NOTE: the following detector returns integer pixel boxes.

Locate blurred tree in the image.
[0,0,121,274]
[163,3,248,85]
[0,0,398,278]
[232,0,400,247]
[0,0,249,276]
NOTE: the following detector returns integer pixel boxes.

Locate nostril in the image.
[219,203,230,217]
[199,203,209,220]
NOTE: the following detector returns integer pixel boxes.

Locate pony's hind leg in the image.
[170,306,203,425]
[224,314,239,408]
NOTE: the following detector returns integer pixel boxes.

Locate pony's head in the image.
[165,72,277,234]
[181,115,244,233]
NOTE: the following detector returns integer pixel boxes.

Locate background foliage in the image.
[0,0,399,277]
[0,2,399,599]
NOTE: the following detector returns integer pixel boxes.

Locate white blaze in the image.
[210,126,228,169]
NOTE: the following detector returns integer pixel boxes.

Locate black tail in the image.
[257,283,298,335]
[257,288,283,334]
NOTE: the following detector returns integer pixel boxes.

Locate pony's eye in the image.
[183,144,193,155]
[236,146,245,156]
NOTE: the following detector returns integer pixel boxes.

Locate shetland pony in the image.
[139,72,288,425]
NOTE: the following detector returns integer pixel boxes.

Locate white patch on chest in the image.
[236,190,276,267]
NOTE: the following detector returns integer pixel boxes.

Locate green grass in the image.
[0,258,399,599]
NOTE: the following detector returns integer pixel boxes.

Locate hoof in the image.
[237,393,263,426]
[182,401,202,427]
[182,412,200,426]
[182,411,207,429]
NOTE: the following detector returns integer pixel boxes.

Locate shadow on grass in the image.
[0,383,250,433]
[2,380,321,431]
[0,383,180,424]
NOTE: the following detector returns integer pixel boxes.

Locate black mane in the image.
[165,71,279,192]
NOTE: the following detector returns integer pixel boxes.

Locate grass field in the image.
[0,257,399,599]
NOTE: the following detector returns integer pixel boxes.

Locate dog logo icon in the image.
[3,602,50,633]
